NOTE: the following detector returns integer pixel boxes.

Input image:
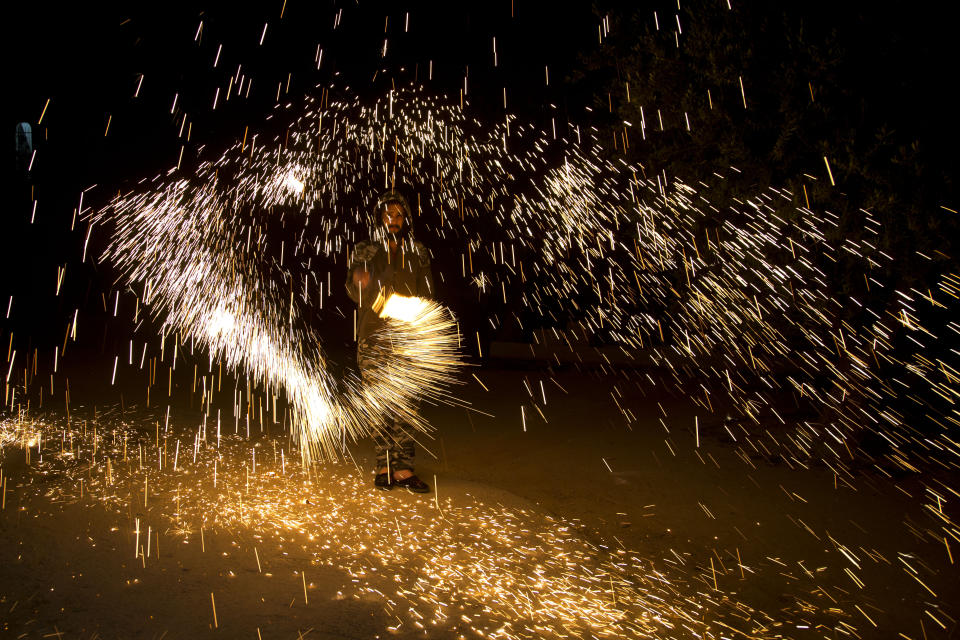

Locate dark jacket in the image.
[345,238,435,341]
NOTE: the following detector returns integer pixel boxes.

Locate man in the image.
[345,190,433,493]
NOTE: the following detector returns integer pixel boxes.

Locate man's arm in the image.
[345,241,378,305]
[413,242,435,299]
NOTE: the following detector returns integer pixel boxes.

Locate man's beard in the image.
[386,223,408,241]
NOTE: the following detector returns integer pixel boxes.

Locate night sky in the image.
[7,0,956,348]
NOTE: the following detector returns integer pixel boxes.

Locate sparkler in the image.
[94,141,463,462]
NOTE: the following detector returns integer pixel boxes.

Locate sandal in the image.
[393,474,430,494]
[374,472,393,490]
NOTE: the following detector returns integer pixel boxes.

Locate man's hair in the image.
[376,190,412,219]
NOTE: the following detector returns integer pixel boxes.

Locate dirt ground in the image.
[1,364,958,639]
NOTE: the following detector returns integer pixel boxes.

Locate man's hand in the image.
[352,269,371,289]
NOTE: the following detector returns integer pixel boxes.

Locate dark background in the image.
[4,0,957,400]
[5,0,593,351]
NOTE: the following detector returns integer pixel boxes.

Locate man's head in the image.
[376,190,411,235]
[382,202,405,233]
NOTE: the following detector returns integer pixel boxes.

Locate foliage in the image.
[568,0,958,290]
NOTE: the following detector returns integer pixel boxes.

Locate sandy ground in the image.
[1,364,958,639]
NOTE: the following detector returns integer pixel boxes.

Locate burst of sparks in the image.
[92,85,960,483]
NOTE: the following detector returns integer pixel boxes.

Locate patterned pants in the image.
[357,337,416,471]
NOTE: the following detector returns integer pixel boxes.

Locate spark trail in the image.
[95,147,461,462]
[97,86,958,479]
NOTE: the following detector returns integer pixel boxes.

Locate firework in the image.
[92,101,473,461]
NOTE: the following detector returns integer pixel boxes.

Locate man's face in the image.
[382,203,405,233]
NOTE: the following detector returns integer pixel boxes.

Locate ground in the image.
[1,364,958,639]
